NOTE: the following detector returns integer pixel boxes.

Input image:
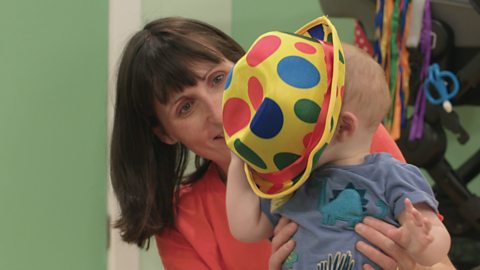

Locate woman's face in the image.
[153,60,234,169]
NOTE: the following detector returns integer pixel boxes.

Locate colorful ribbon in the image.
[374,0,412,140]
[409,0,431,141]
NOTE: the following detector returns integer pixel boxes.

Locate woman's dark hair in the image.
[110,17,245,248]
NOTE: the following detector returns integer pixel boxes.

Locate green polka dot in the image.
[330,117,335,132]
[339,51,344,64]
[327,33,333,43]
[294,99,320,123]
[234,139,267,169]
[274,152,301,170]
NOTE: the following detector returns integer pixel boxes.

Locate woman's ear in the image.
[335,112,358,142]
[153,126,178,145]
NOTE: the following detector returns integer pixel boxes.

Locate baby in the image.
[223,16,450,269]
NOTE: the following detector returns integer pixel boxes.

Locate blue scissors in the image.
[423,63,459,112]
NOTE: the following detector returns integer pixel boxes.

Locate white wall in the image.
[107,0,142,269]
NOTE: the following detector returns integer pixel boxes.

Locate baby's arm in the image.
[388,198,451,266]
[226,152,274,242]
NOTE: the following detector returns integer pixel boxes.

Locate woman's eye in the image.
[178,101,193,115]
[212,74,225,86]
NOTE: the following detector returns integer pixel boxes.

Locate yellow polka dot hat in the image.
[222,16,345,198]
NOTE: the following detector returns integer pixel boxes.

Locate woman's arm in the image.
[226,153,274,242]
[269,217,298,270]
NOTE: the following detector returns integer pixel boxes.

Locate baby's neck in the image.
[328,152,369,166]
[324,130,374,167]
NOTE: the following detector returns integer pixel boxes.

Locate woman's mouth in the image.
[214,134,225,141]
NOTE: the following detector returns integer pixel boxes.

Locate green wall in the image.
[443,106,480,195]
[232,0,354,49]
[0,1,108,269]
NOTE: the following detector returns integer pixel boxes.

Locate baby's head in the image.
[311,44,391,167]
[222,16,345,198]
[342,44,390,134]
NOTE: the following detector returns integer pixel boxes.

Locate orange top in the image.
[156,164,271,270]
[156,124,404,269]
[370,124,405,163]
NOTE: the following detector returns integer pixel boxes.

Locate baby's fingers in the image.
[422,216,432,234]
[404,198,424,226]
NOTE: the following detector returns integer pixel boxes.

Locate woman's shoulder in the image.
[177,164,225,207]
[155,164,228,270]
[158,163,227,242]
[370,124,405,163]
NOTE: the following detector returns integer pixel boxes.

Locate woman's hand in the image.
[355,217,455,270]
[269,217,298,270]
[355,216,415,269]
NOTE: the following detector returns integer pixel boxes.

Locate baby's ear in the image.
[335,112,357,142]
[153,127,178,145]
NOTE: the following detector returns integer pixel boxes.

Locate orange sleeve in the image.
[370,124,406,163]
[155,230,210,270]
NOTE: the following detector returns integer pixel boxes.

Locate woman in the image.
[110,16,455,270]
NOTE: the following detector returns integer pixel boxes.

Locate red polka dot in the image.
[246,35,281,67]
[248,76,264,110]
[295,42,317,54]
[303,132,313,148]
[223,98,251,137]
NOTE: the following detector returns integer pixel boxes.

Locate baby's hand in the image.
[388,198,434,254]
[230,151,243,163]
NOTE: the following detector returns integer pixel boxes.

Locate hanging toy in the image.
[423,63,459,113]
[409,0,431,141]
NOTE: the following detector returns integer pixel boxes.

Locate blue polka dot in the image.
[277,56,320,89]
[250,98,283,139]
[307,25,325,41]
[224,67,234,90]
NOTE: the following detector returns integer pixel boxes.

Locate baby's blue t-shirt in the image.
[261,153,438,270]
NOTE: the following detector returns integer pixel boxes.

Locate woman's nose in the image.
[206,91,223,124]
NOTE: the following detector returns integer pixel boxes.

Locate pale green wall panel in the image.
[142,0,232,34]
[444,106,480,196]
[232,0,354,50]
[0,1,108,269]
